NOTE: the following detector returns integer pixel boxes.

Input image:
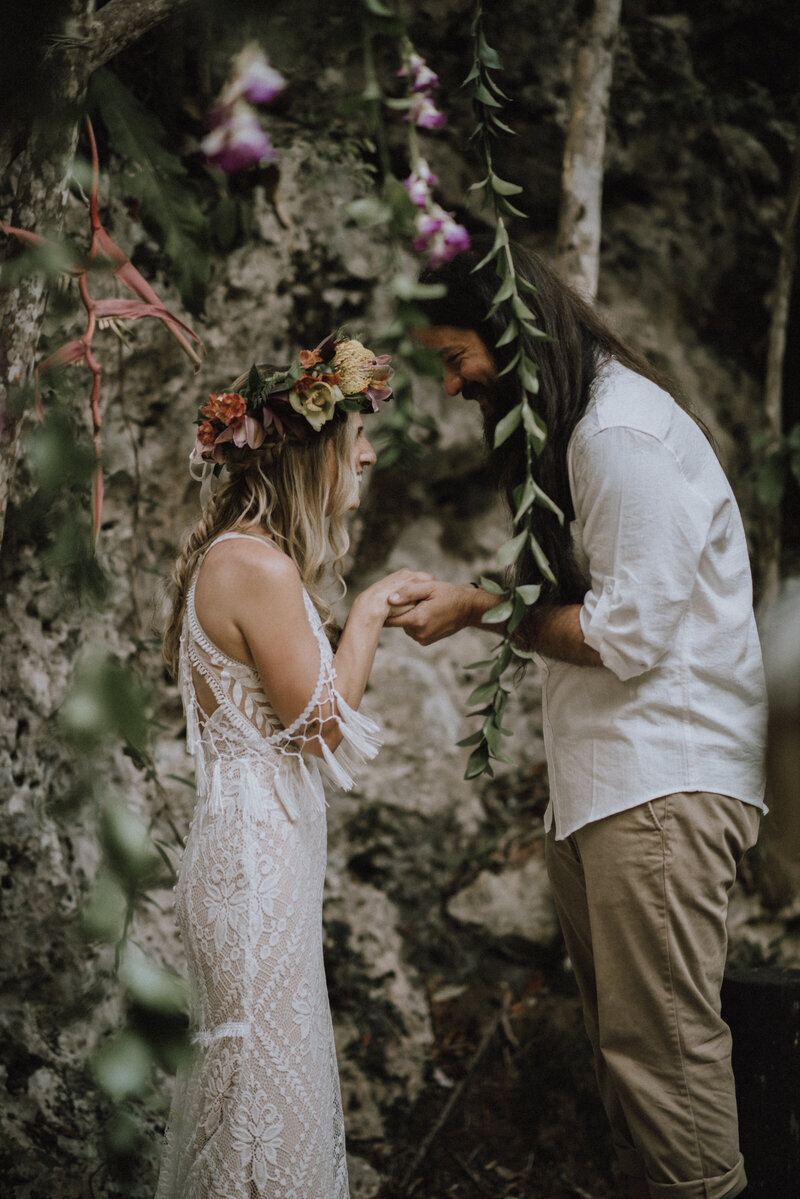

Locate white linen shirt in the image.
[540,360,767,840]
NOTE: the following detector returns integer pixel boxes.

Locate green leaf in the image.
[471,222,508,272]
[464,657,498,670]
[507,592,527,635]
[532,478,564,523]
[490,176,523,196]
[529,533,557,584]
[497,528,527,568]
[461,62,481,87]
[519,359,540,393]
[511,295,535,321]
[493,404,523,447]
[248,364,261,395]
[82,869,128,942]
[756,455,787,507]
[495,319,519,347]
[478,35,503,69]
[485,74,513,102]
[498,196,527,219]
[482,599,514,624]
[468,680,500,706]
[465,742,492,779]
[100,798,159,886]
[120,943,188,1014]
[210,194,239,251]
[513,476,535,520]
[391,274,447,301]
[750,429,774,453]
[497,349,522,377]
[364,0,396,15]
[478,576,507,595]
[486,113,517,136]
[457,730,485,747]
[468,176,490,192]
[93,1031,152,1102]
[345,196,393,227]
[491,274,515,305]
[517,276,540,297]
[474,83,502,108]
[511,643,538,660]
[522,403,547,448]
[515,583,542,604]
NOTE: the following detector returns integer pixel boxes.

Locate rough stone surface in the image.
[447,853,559,946]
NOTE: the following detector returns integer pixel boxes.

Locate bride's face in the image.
[327,416,376,512]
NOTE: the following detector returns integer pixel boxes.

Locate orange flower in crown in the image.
[190,331,393,466]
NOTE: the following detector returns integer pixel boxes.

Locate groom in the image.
[386,239,766,1199]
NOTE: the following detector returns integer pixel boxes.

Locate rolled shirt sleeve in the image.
[574,425,714,681]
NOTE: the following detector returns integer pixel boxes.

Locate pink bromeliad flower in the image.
[403,159,439,208]
[201,101,279,173]
[0,118,204,540]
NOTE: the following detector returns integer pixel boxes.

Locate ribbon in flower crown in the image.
[191,332,393,465]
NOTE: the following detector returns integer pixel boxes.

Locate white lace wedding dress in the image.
[155,532,381,1199]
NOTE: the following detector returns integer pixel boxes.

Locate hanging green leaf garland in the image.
[458,1,564,780]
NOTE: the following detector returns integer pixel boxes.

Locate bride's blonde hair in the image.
[163,373,359,678]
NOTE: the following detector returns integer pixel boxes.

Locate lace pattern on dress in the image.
[156,531,379,1198]
[177,531,381,822]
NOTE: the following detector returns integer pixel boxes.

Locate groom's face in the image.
[416,326,501,422]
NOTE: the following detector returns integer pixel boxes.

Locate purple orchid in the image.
[404,159,439,208]
[397,51,440,94]
[414,205,470,268]
[201,101,279,173]
[222,44,287,106]
[408,92,446,129]
[364,355,394,409]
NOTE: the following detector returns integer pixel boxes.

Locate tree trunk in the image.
[555,0,623,301]
[760,108,800,601]
[0,0,191,552]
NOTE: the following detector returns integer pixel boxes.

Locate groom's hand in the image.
[384,580,496,645]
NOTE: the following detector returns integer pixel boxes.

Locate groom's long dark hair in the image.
[419,237,674,607]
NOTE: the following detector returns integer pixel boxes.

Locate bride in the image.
[157,333,426,1198]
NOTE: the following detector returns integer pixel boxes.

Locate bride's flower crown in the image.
[191,332,393,465]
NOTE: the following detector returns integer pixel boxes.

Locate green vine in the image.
[458,2,563,780]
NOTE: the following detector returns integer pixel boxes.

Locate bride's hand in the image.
[352,568,433,623]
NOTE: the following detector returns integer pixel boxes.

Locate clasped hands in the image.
[385,578,491,646]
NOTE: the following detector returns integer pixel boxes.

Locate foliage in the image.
[19,401,191,1159]
[88,69,213,315]
[1,117,205,542]
[457,2,560,780]
[340,0,471,466]
[751,424,800,506]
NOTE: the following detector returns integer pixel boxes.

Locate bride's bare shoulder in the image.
[197,533,301,599]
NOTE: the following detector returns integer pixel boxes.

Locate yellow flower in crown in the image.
[332,339,377,394]
[288,377,343,431]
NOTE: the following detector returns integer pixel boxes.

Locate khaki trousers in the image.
[545,793,760,1199]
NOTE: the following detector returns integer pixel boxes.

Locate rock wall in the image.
[2,2,800,1195]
